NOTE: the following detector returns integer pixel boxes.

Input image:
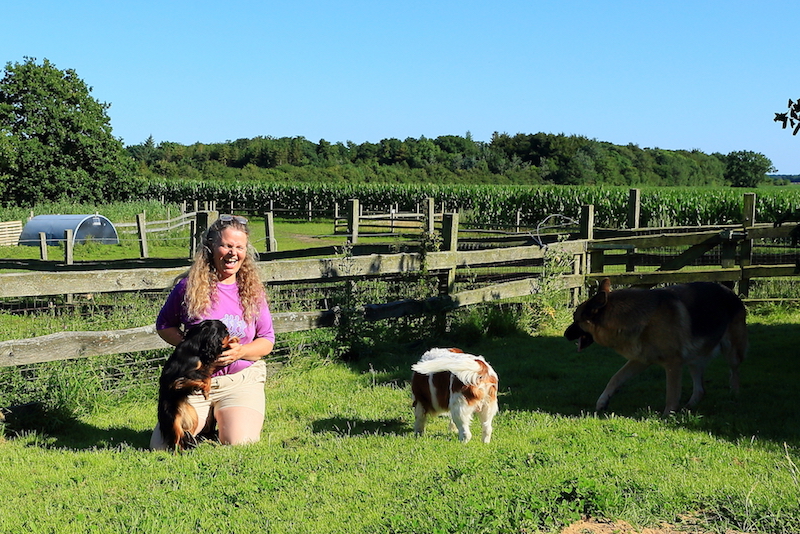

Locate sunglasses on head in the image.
[218,214,248,225]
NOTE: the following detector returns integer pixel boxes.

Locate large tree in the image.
[723,150,776,187]
[0,57,136,205]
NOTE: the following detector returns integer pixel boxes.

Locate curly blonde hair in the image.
[183,216,266,323]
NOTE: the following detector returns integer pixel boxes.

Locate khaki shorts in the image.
[193,359,268,417]
[149,360,267,450]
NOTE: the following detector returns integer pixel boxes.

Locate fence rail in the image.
[115,212,195,234]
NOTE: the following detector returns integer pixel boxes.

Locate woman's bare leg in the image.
[215,406,264,445]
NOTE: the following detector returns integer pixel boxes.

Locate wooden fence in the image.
[0,221,22,246]
[0,213,584,367]
[1,191,798,369]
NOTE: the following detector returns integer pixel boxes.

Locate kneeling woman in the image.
[150,215,274,449]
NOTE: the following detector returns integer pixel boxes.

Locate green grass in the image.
[0,216,408,263]
[1,306,798,533]
[0,292,164,342]
[1,204,799,532]
[266,218,347,251]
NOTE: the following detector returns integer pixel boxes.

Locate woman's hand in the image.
[215,337,274,368]
[216,339,245,368]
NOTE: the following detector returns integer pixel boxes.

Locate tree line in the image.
[0,57,781,207]
[127,133,776,190]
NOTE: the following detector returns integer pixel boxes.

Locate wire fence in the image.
[0,328,333,411]
[0,271,446,407]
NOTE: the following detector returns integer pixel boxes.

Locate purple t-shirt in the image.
[156,278,275,376]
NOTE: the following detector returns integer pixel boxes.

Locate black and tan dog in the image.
[565,278,748,415]
[157,319,237,451]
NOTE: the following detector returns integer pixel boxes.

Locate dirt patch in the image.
[560,518,749,534]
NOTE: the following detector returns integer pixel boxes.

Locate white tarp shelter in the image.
[18,214,119,246]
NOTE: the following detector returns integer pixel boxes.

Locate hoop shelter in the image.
[18,215,119,247]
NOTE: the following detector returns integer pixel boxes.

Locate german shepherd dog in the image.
[564,278,747,415]
[157,319,237,451]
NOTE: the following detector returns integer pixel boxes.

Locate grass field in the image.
[1,204,800,532]
[1,304,799,534]
[0,214,401,263]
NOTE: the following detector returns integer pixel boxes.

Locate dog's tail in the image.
[158,399,200,451]
[412,353,494,386]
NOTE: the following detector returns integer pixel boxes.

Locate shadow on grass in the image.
[47,422,152,450]
[341,320,800,447]
[3,404,152,450]
[9,319,799,450]
[311,416,408,437]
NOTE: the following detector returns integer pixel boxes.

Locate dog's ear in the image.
[585,287,608,315]
[598,278,612,294]
[193,320,229,360]
[583,278,611,313]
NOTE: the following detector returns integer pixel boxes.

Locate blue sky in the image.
[5,0,800,173]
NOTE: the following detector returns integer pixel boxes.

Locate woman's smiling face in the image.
[212,227,248,283]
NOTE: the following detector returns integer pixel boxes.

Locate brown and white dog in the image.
[411,347,499,443]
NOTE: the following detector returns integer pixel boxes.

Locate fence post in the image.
[579,204,594,241]
[739,192,756,297]
[38,232,48,261]
[439,212,459,295]
[441,212,459,252]
[265,212,278,252]
[347,199,360,244]
[627,188,641,229]
[63,229,75,303]
[136,212,149,259]
[64,229,74,265]
[721,240,737,269]
[570,251,584,306]
[625,189,641,272]
[580,204,603,275]
[188,219,196,258]
[424,197,435,235]
[436,212,459,334]
[193,211,210,256]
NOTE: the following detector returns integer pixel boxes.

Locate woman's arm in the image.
[157,326,184,347]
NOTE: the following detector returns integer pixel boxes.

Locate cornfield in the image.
[142,181,800,227]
